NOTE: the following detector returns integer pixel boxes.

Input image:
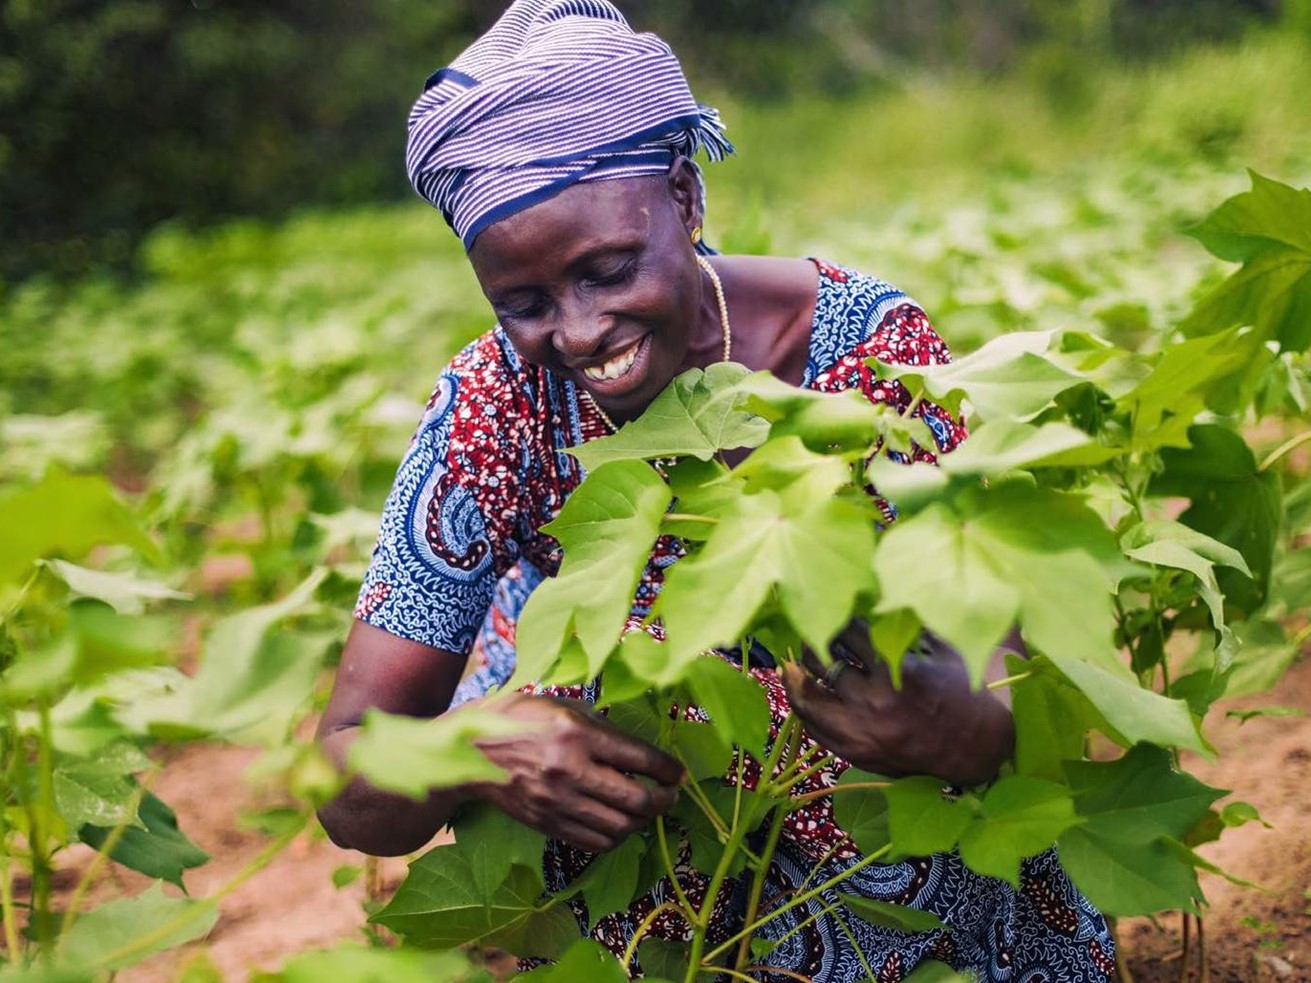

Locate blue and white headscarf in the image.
[405,0,733,249]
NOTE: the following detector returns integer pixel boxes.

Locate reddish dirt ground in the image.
[54,654,1311,982]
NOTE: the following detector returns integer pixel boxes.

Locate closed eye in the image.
[583,256,637,288]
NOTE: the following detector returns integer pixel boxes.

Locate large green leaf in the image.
[1008,656,1106,781]
[1062,744,1225,844]
[570,363,767,469]
[0,471,157,590]
[874,331,1085,422]
[79,792,209,890]
[884,777,973,857]
[514,460,671,683]
[347,708,532,798]
[52,743,149,831]
[658,488,876,663]
[1056,827,1201,916]
[372,851,576,957]
[1188,171,1311,262]
[937,419,1101,478]
[956,777,1081,887]
[735,371,893,451]
[570,834,646,929]
[832,768,894,858]
[729,435,853,510]
[1151,424,1281,614]
[1043,651,1209,755]
[42,560,188,615]
[875,482,1125,684]
[1121,519,1250,630]
[57,884,218,971]
[683,655,771,754]
[1116,330,1256,450]
[1183,173,1311,352]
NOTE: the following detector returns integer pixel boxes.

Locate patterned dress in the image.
[355,260,1116,982]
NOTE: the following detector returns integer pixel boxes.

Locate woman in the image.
[317,2,1115,979]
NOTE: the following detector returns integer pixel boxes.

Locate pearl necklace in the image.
[586,255,732,434]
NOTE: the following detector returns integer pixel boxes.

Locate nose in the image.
[550,296,611,361]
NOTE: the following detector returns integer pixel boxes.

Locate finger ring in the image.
[824,659,850,689]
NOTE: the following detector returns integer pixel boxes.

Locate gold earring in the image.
[690,226,702,246]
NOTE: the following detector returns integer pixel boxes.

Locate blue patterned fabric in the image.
[405,0,732,247]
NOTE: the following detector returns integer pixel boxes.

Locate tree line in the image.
[0,0,1295,281]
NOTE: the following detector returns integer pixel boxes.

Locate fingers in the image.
[590,724,685,787]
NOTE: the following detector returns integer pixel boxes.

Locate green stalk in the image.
[663,513,719,526]
[90,818,305,968]
[1258,430,1311,472]
[987,671,1034,690]
[0,712,20,959]
[733,802,787,971]
[774,751,836,794]
[59,772,155,938]
[620,901,686,971]
[702,843,893,964]
[28,701,56,953]
[682,800,758,983]
[788,780,889,810]
[655,817,695,918]
[0,841,21,960]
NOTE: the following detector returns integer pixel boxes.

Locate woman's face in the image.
[468,162,708,423]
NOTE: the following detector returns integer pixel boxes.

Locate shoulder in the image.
[806,258,951,380]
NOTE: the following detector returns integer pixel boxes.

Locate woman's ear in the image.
[667,156,704,236]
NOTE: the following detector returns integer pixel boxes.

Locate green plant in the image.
[355,172,1310,979]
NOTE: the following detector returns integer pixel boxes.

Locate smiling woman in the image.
[314,1,1115,980]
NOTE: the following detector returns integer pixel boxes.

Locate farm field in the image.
[3,30,1311,982]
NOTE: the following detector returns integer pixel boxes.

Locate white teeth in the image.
[583,342,639,381]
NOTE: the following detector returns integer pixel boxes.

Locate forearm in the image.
[315,726,479,856]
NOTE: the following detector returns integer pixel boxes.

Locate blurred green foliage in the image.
[0,0,1300,281]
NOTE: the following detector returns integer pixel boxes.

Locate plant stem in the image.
[775,752,836,793]
[1258,430,1311,471]
[655,817,695,918]
[0,707,21,961]
[683,795,761,983]
[734,803,787,971]
[27,701,56,954]
[702,844,893,964]
[1178,910,1191,983]
[987,671,1034,690]
[788,781,890,809]
[677,775,730,839]
[59,772,156,938]
[91,817,305,968]
[1197,916,1208,983]
[663,513,719,525]
[0,843,21,959]
[620,901,686,971]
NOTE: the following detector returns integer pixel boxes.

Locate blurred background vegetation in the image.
[4,0,1311,280]
[3,0,1311,594]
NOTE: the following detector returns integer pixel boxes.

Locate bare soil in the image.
[58,655,1311,982]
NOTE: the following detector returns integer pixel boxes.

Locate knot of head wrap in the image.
[405,0,733,249]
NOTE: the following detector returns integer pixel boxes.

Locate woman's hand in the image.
[780,623,1015,787]
[471,693,684,853]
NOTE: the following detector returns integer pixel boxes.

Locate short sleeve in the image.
[807,261,967,462]
[354,335,526,655]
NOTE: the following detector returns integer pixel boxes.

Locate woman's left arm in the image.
[780,624,1018,787]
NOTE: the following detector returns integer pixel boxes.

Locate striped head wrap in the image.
[405,0,733,249]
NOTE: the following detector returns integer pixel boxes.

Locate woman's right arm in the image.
[315,619,685,857]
